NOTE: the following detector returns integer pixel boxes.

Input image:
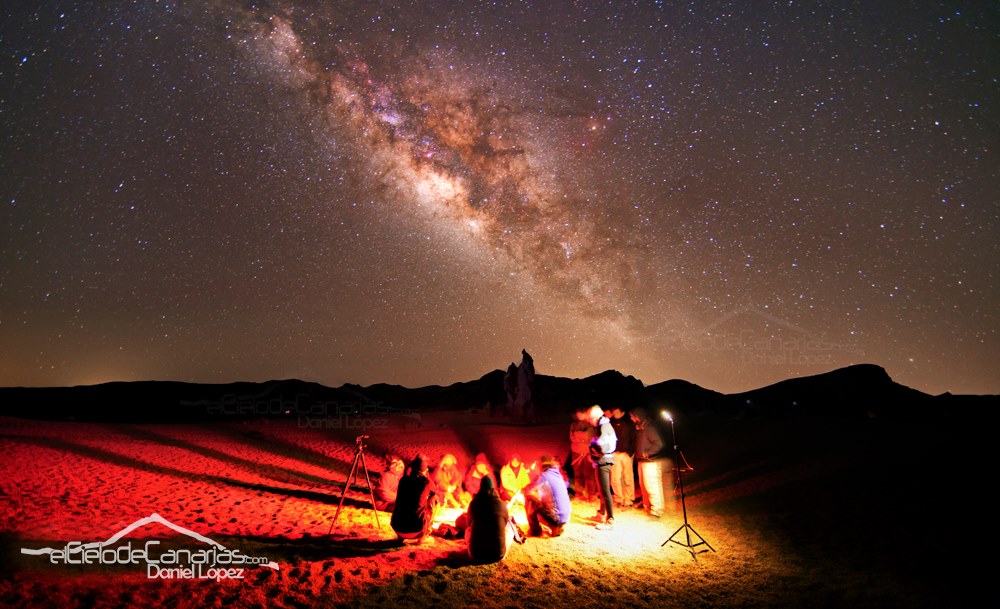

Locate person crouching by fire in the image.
[500,453,532,507]
[375,455,405,512]
[464,452,498,498]
[435,453,468,509]
[523,455,572,537]
[391,454,439,544]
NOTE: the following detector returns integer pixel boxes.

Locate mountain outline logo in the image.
[20,512,279,572]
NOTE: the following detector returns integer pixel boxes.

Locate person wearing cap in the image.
[499,453,531,505]
[461,475,523,563]
[375,455,405,512]
[463,452,498,498]
[390,454,439,543]
[587,404,618,529]
[523,454,572,537]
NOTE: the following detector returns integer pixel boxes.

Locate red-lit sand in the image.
[0,410,960,608]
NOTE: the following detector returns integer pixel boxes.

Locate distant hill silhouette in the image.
[731,363,932,418]
[0,364,995,423]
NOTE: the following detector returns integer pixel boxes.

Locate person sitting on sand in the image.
[464,452,498,498]
[455,475,523,563]
[435,453,467,509]
[375,455,405,512]
[523,454,572,537]
[390,454,439,543]
[500,453,533,506]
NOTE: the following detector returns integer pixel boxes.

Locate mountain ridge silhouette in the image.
[0,363,995,423]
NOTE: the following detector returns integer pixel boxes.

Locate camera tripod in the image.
[328,435,381,533]
[660,412,714,560]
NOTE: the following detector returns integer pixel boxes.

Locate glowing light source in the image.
[661,410,672,422]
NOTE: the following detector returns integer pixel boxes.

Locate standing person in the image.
[523,455,572,537]
[609,406,637,509]
[568,409,597,500]
[630,408,671,519]
[499,453,532,506]
[587,404,617,529]
[375,455,405,512]
[390,454,439,543]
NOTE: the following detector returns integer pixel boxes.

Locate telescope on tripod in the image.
[328,434,381,534]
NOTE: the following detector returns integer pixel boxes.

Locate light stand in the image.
[660,411,714,559]
[328,434,381,534]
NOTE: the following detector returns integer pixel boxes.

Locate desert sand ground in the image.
[0,407,978,608]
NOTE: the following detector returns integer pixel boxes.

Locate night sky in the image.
[1,1,997,395]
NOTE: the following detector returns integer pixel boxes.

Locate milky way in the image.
[1,1,997,394]
[239,7,644,329]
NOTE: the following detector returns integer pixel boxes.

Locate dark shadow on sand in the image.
[207,426,355,479]
[3,435,348,506]
[106,424,343,488]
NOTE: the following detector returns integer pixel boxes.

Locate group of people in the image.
[366,402,672,561]
[570,404,674,528]
[374,449,572,563]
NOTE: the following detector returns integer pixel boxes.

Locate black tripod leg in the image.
[663,523,715,559]
[662,523,682,547]
[358,451,381,529]
[330,452,360,534]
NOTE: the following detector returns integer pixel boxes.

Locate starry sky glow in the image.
[1,0,997,394]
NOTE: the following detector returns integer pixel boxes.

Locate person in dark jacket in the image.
[462,475,520,563]
[390,454,439,542]
[630,408,672,518]
[609,406,637,508]
[523,455,572,537]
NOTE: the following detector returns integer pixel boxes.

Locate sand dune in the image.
[0,408,978,608]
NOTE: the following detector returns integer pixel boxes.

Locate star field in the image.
[1,1,997,394]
